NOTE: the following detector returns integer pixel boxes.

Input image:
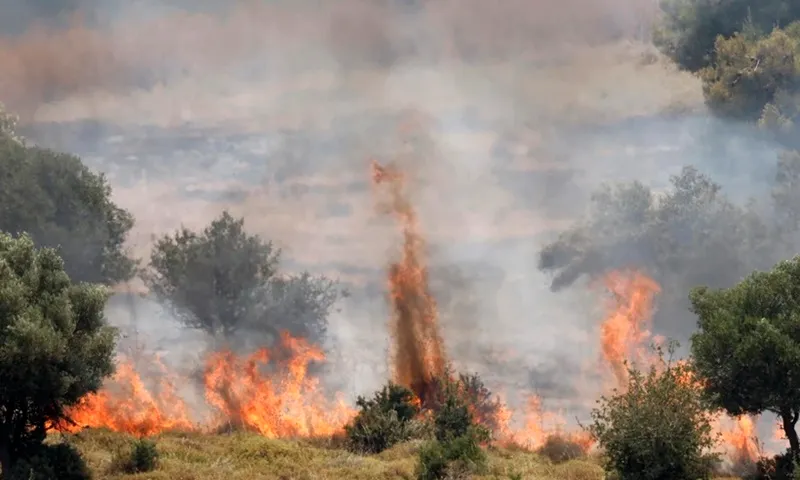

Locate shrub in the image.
[746,450,800,480]
[7,442,91,480]
[109,438,159,474]
[537,434,586,464]
[345,383,422,454]
[426,371,499,441]
[416,430,488,480]
[416,375,490,480]
[588,344,719,480]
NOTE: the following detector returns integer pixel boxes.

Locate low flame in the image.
[62,358,193,436]
[61,332,355,438]
[203,331,356,438]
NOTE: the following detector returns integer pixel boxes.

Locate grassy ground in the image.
[59,429,745,480]
[63,429,604,480]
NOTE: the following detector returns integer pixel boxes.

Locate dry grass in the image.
[53,429,747,480]
[58,428,603,480]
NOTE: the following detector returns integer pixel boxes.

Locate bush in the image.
[747,450,800,480]
[7,442,91,480]
[416,375,490,480]
[345,383,422,454]
[588,345,719,480]
[109,438,159,474]
[425,371,500,440]
[416,430,488,480]
[537,434,586,464]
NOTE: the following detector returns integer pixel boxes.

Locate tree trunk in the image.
[781,408,800,457]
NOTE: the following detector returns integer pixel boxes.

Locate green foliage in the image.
[0,103,22,144]
[345,383,422,454]
[654,0,800,72]
[6,442,91,480]
[0,233,116,474]
[699,25,800,120]
[415,374,490,480]
[750,449,800,480]
[424,371,502,438]
[690,256,800,456]
[416,432,488,480]
[145,211,338,343]
[0,135,136,285]
[108,438,159,474]
[588,344,719,480]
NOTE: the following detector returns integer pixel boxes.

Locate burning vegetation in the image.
[49,161,763,475]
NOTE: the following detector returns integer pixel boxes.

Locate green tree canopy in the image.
[690,256,800,456]
[0,233,116,475]
[700,23,800,121]
[654,0,800,72]
[145,211,338,344]
[0,134,136,285]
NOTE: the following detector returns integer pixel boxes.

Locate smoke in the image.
[4,0,788,447]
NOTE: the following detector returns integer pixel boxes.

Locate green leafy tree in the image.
[0,233,116,475]
[654,0,800,72]
[0,134,136,285]
[416,374,489,480]
[700,25,800,121]
[146,211,337,343]
[589,344,719,480]
[690,256,800,457]
[345,383,422,454]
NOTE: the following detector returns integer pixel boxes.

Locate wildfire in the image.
[203,331,356,438]
[62,357,193,436]
[371,159,446,405]
[597,269,762,465]
[60,331,355,438]
[56,164,766,468]
[599,270,661,388]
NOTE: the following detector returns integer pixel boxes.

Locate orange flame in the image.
[600,270,661,388]
[371,160,446,405]
[61,332,354,438]
[62,358,193,436]
[203,331,356,438]
[598,269,762,464]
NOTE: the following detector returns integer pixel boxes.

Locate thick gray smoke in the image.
[4,0,788,445]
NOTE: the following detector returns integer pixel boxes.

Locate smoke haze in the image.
[1,0,787,447]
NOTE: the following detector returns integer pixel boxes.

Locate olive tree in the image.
[0,134,136,285]
[145,211,338,344]
[0,233,116,474]
[690,256,800,457]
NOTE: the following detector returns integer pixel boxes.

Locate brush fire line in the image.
[56,162,760,464]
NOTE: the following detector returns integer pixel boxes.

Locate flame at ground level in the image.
[56,268,772,467]
[60,332,357,438]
